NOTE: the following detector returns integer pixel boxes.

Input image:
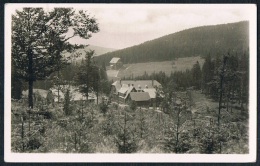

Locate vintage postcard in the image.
[4,3,257,162]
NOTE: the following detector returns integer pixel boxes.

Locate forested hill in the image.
[95,21,249,65]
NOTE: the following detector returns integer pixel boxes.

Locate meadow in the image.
[107,56,204,80]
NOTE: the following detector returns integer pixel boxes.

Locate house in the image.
[110,57,123,70]
[117,84,137,103]
[111,80,161,106]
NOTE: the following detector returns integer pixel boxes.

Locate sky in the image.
[9,4,254,49]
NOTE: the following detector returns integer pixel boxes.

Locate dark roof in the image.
[130,92,150,102]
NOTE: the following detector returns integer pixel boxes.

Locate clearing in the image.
[112,56,204,79]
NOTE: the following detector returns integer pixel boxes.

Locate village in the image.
[19,57,166,110]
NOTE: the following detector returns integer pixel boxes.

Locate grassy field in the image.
[107,56,204,80]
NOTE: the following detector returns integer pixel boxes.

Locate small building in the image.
[110,57,123,70]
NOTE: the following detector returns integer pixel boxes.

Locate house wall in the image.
[135,100,150,107]
[110,61,123,70]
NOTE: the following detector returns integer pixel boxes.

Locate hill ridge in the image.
[96,21,249,65]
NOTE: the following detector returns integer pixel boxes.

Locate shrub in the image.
[99,101,109,114]
[198,125,219,154]
[102,111,116,135]
[114,111,138,153]
[27,137,42,150]
[129,100,137,111]
[163,123,191,153]
[63,89,72,116]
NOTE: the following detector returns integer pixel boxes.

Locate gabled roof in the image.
[143,88,156,98]
[130,92,150,102]
[118,86,129,94]
[118,84,136,99]
[110,57,121,63]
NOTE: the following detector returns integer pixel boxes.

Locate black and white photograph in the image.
[4,3,257,162]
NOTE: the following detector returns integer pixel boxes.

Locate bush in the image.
[112,102,119,110]
[102,111,116,135]
[99,101,108,114]
[114,111,138,153]
[163,124,191,153]
[115,132,138,153]
[27,137,42,150]
[63,89,72,116]
[129,100,137,111]
[198,125,219,154]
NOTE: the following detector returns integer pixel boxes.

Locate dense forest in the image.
[95,21,249,65]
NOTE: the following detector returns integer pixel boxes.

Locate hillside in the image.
[95,21,249,65]
[63,45,117,61]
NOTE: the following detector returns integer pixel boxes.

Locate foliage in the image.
[129,100,137,111]
[102,111,116,136]
[11,94,249,154]
[99,101,108,114]
[63,89,72,116]
[12,8,99,108]
[75,50,110,99]
[163,124,191,153]
[114,111,138,153]
[192,61,202,89]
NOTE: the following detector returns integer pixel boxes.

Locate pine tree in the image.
[63,89,72,116]
[192,61,202,89]
[75,50,95,101]
[12,8,99,108]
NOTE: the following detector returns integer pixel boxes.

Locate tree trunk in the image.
[74,132,77,151]
[21,116,24,152]
[217,56,227,129]
[175,107,180,153]
[28,49,34,108]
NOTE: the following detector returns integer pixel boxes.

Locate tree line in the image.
[124,52,249,108]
